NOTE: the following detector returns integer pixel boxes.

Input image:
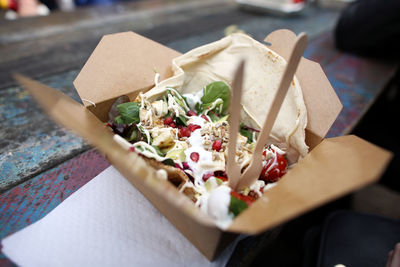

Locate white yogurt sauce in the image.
[184,129,215,187]
[183,89,203,110]
[206,185,234,229]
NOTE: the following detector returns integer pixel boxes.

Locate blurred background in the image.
[1,0,400,266]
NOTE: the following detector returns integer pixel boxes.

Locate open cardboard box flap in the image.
[14,29,392,260]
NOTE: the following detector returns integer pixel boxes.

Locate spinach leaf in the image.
[115,102,141,124]
[201,81,231,115]
[240,123,254,143]
[114,115,125,125]
[230,196,248,217]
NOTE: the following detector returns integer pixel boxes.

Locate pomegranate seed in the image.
[212,140,222,151]
[164,117,173,125]
[187,110,197,116]
[214,170,227,177]
[202,172,213,182]
[188,124,201,132]
[201,115,209,122]
[129,147,135,152]
[169,122,177,128]
[180,127,191,137]
[190,152,199,162]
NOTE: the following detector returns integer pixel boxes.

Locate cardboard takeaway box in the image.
[15,29,392,261]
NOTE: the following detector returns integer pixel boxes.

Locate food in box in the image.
[107,33,309,228]
[14,29,392,260]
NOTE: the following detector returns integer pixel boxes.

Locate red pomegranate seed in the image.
[201,115,210,122]
[129,147,135,152]
[202,172,214,182]
[164,117,173,125]
[212,140,222,151]
[180,127,191,137]
[187,110,197,116]
[169,122,177,128]
[188,124,201,132]
[190,152,199,162]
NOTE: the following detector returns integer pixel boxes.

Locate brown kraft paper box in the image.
[14,29,393,261]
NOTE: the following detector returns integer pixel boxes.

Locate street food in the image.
[108,33,308,227]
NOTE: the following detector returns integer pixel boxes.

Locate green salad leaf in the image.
[240,123,254,143]
[162,158,175,167]
[115,102,140,124]
[230,196,248,217]
[176,114,188,126]
[108,95,130,123]
[138,125,152,143]
[124,125,141,142]
[200,81,231,115]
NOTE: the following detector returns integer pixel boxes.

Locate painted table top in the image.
[0,1,398,265]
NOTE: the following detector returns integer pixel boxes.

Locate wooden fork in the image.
[226,60,245,189]
[236,32,307,190]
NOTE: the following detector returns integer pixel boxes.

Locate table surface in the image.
[0,0,398,265]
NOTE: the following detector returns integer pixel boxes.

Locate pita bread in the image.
[144,33,308,162]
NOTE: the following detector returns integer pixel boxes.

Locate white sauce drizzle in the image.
[138,124,151,145]
[133,141,166,162]
[129,86,290,230]
[263,144,285,177]
[167,94,186,118]
[167,87,190,111]
[183,91,202,110]
[140,92,145,109]
[249,180,265,198]
[154,72,160,86]
[203,98,224,115]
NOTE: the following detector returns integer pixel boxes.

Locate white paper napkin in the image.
[2,166,239,267]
